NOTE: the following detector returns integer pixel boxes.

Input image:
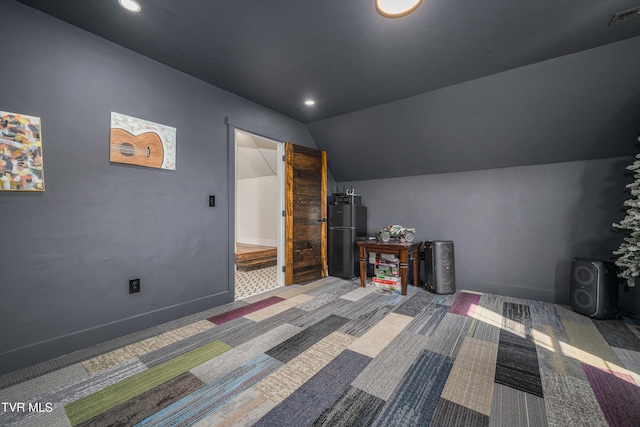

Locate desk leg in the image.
[399,249,408,296]
[358,246,367,288]
[412,252,420,287]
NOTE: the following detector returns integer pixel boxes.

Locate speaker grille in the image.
[424,240,455,294]
[570,258,618,319]
[571,260,598,315]
[436,243,454,286]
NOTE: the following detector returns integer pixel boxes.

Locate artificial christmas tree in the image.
[613,138,640,288]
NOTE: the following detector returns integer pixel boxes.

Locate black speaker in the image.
[570,258,618,319]
[424,240,455,294]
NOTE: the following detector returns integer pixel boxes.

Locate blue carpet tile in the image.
[371,349,454,427]
[136,353,282,426]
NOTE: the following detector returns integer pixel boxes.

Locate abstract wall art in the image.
[0,110,45,191]
[110,112,176,170]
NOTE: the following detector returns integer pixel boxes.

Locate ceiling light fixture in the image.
[305,100,315,106]
[118,0,141,13]
[376,0,422,18]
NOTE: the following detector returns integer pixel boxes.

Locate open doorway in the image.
[234,130,284,299]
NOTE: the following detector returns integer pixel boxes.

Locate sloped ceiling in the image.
[236,131,278,180]
[13,0,640,180]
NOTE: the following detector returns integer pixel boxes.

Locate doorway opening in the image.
[234,129,284,299]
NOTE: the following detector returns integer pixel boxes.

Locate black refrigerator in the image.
[328,203,367,278]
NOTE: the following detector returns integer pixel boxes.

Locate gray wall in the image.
[0,1,319,374]
[340,157,631,304]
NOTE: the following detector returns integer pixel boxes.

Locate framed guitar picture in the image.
[110,112,176,170]
[0,110,45,191]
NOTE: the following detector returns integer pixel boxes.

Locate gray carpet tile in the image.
[222,307,307,347]
[393,289,436,317]
[534,324,587,380]
[405,303,449,336]
[4,279,639,426]
[592,318,640,351]
[266,315,351,364]
[352,331,429,401]
[477,293,504,314]
[76,372,205,427]
[289,298,354,329]
[431,398,490,427]
[15,406,71,427]
[305,278,358,297]
[529,300,564,329]
[296,292,340,312]
[424,312,474,358]
[0,358,146,426]
[379,285,420,305]
[623,316,640,340]
[139,318,256,368]
[612,347,640,378]
[433,291,460,307]
[0,363,88,404]
[554,304,593,324]
[468,316,501,344]
[0,299,248,390]
[339,305,395,338]
[332,293,390,320]
[540,369,608,427]
[371,349,454,427]
[340,286,377,302]
[254,350,372,427]
[313,386,385,427]
[489,383,548,427]
[190,323,302,384]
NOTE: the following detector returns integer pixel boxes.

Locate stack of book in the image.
[372,255,401,291]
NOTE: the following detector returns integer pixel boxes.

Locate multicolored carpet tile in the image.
[1,276,640,426]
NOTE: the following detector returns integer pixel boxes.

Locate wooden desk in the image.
[357,241,421,296]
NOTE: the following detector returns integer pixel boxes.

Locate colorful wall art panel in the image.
[0,110,45,191]
[110,112,176,170]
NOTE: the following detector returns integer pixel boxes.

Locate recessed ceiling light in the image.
[118,0,141,13]
[305,100,315,106]
[376,0,422,18]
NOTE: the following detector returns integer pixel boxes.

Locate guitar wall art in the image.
[0,110,45,192]
[110,112,176,170]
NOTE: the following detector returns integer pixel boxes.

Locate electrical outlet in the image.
[209,195,215,207]
[129,278,140,294]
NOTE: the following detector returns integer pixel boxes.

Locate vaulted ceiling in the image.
[14,0,640,180]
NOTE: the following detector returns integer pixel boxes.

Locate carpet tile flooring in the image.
[2,278,640,426]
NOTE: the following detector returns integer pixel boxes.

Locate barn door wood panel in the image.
[285,142,327,285]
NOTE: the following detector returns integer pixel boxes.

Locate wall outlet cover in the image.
[129,278,141,293]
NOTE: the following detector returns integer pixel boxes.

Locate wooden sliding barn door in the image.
[285,143,327,285]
